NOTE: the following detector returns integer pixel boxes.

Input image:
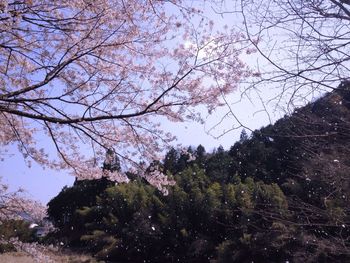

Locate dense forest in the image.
[47,85,350,262]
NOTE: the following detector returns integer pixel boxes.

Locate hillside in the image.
[47,83,350,262]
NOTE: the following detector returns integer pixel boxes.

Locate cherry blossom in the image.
[0,237,57,262]
[0,0,250,189]
[0,177,46,222]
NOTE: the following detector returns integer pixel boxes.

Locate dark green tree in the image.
[239,129,249,142]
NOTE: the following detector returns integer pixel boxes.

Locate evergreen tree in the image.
[239,129,249,142]
[102,149,121,172]
[163,148,178,174]
[195,144,206,168]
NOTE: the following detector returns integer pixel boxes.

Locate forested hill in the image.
[47,84,350,263]
[228,82,350,191]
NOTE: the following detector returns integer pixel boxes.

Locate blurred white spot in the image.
[29,223,38,229]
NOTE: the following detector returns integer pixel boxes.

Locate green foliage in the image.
[215,240,235,263]
[324,198,346,222]
[0,243,16,253]
[48,88,350,262]
[239,129,249,142]
[49,164,292,262]
[0,220,35,242]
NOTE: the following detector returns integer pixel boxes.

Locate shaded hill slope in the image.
[47,83,350,262]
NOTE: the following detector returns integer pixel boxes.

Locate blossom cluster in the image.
[0,177,47,222]
[0,238,57,262]
[0,0,251,190]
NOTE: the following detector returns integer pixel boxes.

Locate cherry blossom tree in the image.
[0,0,251,189]
[0,177,46,222]
[0,176,55,259]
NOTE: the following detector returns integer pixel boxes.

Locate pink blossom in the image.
[0,0,252,191]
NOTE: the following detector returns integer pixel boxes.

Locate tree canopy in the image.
[0,0,250,188]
